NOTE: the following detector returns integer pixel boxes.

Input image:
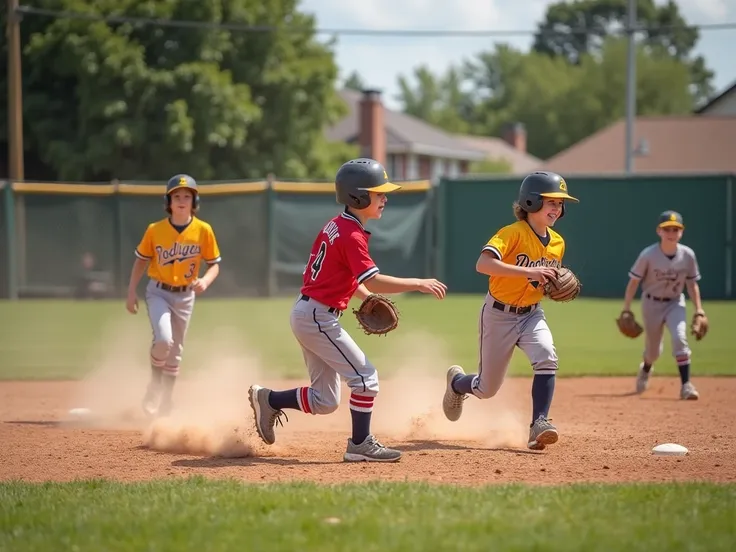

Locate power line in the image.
[16,5,736,37]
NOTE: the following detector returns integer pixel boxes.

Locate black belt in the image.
[156,281,190,293]
[299,294,342,315]
[645,293,672,302]
[492,300,537,315]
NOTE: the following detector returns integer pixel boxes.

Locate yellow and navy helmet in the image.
[657,210,684,229]
[165,174,200,211]
[518,171,579,219]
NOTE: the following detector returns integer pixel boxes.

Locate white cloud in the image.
[301,0,736,109]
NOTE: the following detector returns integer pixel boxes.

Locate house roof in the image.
[540,116,736,175]
[454,135,542,174]
[694,79,736,114]
[326,89,486,161]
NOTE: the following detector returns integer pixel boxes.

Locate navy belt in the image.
[645,293,672,302]
[492,300,537,315]
[299,294,342,316]
[156,281,190,293]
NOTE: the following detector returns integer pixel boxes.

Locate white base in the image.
[652,443,689,456]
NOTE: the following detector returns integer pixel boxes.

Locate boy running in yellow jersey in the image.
[126,174,221,418]
[442,171,579,450]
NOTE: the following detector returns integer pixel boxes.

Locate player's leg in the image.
[516,307,559,450]
[665,302,699,400]
[443,297,517,421]
[142,282,174,415]
[158,291,196,415]
[295,305,399,462]
[637,302,666,393]
[249,341,341,445]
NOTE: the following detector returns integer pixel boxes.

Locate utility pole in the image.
[624,0,637,175]
[8,0,24,181]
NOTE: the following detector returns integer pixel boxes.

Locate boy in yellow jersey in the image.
[125,174,221,417]
[441,171,579,450]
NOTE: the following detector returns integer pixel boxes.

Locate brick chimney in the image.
[359,89,386,165]
[502,122,527,153]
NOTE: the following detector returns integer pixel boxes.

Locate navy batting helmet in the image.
[165,174,200,212]
[517,171,578,219]
[335,158,401,210]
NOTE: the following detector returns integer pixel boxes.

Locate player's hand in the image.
[416,278,447,299]
[126,293,138,314]
[192,278,209,294]
[527,267,557,285]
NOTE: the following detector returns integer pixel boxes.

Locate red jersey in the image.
[300,210,379,311]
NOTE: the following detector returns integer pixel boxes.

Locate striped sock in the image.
[350,393,375,445]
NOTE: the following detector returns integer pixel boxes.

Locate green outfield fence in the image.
[1,173,734,300]
[437,173,735,300]
[0,178,436,300]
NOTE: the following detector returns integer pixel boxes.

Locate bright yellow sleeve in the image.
[481,225,519,261]
[134,224,154,260]
[203,224,221,264]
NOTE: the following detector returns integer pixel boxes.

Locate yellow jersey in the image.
[482,221,565,307]
[135,217,221,286]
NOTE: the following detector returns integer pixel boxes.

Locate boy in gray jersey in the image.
[620,211,705,400]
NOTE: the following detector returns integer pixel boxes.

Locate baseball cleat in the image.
[636,363,651,394]
[442,365,466,422]
[248,385,286,445]
[343,434,401,462]
[527,415,559,451]
[680,382,700,400]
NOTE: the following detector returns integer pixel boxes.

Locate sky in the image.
[300,0,736,110]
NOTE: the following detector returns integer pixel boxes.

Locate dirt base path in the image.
[1,376,734,485]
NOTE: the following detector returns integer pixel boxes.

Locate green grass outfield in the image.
[1,295,734,380]
[1,479,734,551]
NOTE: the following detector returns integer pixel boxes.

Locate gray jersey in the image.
[628,243,701,300]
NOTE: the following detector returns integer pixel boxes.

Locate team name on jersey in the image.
[323,221,340,245]
[155,243,201,266]
[515,254,561,268]
[653,268,680,283]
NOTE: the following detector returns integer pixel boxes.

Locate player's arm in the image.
[624,251,648,311]
[353,283,371,301]
[622,276,640,312]
[193,226,221,293]
[126,258,148,314]
[685,250,704,313]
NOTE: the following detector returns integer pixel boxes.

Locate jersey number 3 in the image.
[310,242,327,280]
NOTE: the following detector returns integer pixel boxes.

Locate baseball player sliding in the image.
[248,158,447,463]
[442,172,580,451]
[618,210,706,400]
[126,175,222,417]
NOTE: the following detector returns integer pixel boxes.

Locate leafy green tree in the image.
[343,71,366,91]
[532,0,714,105]
[0,0,351,181]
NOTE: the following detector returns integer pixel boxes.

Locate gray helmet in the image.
[518,171,578,218]
[335,158,401,210]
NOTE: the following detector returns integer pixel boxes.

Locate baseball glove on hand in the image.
[353,294,399,336]
[616,310,643,338]
[543,267,582,302]
[691,312,709,341]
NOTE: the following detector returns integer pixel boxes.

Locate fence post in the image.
[265,173,277,297]
[435,178,447,282]
[4,181,18,299]
[111,179,124,297]
[726,174,733,299]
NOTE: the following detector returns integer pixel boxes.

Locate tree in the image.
[532,0,714,105]
[0,0,351,181]
[343,71,366,91]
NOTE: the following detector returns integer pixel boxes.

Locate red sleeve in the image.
[344,230,379,283]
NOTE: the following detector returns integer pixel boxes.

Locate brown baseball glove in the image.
[616,310,643,338]
[691,312,709,341]
[353,294,399,336]
[543,266,582,302]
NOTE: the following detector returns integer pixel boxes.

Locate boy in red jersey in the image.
[248,158,447,462]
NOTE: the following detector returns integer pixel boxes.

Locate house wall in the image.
[387,153,466,182]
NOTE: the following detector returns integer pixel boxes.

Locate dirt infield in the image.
[1,372,734,485]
